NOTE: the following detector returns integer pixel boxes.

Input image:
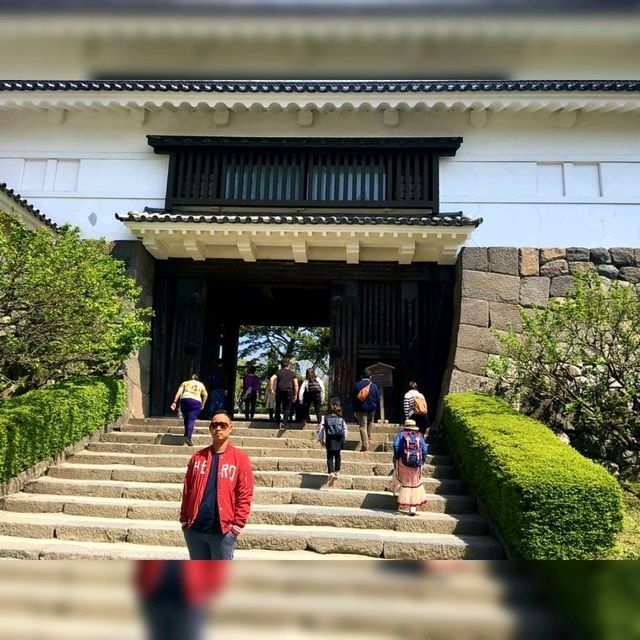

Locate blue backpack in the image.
[324,415,345,437]
[400,431,424,467]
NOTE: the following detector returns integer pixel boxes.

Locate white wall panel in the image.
[0,158,24,187]
[76,158,168,198]
[601,163,640,200]
[439,162,537,200]
[21,159,48,191]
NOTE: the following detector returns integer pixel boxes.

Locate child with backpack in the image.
[317,400,348,486]
[387,419,428,515]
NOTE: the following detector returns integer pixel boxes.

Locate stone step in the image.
[0,616,391,640]
[1,494,486,533]
[16,478,477,514]
[123,424,452,450]
[90,439,451,465]
[0,534,362,560]
[128,417,404,434]
[67,450,457,477]
[0,581,562,640]
[0,511,504,559]
[0,559,534,601]
[115,425,396,446]
[0,578,553,635]
[92,440,389,459]
[46,464,467,494]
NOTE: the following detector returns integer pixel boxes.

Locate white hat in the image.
[404,419,419,431]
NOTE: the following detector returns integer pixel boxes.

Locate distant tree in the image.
[0,216,152,398]
[237,326,330,380]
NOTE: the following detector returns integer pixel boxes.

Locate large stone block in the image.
[540,248,566,264]
[460,247,488,271]
[457,325,503,355]
[489,302,523,332]
[590,248,611,265]
[519,248,539,276]
[448,369,495,393]
[540,259,569,278]
[610,247,636,267]
[461,271,520,304]
[460,298,489,327]
[488,247,519,275]
[519,277,550,308]
[568,261,595,275]
[566,247,590,261]
[597,264,619,280]
[454,348,490,376]
[549,275,576,298]
[620,266,640,284]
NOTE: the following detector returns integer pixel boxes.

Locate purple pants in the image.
[180,398,202,439]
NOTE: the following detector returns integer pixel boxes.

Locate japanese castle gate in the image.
[117,135,481,421]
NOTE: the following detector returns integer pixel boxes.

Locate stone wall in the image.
[110,241,155,420]
[447,246,640,394]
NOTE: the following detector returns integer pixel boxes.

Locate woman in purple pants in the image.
[170,374,208,446]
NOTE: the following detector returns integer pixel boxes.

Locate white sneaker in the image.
[409,506,417,516]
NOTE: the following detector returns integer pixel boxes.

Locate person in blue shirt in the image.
[388,419,428,516]
[351,371,380,452]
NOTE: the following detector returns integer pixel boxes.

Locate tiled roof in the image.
[0,183,58,231]
[116,208,482,227]
[0,0,637,15]
[2,80,640,94]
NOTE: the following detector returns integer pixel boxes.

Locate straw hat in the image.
[404,419,419,431]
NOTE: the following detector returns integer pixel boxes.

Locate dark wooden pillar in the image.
[330,280,358,419]
[400,281,420,393]
[151,276,206,415]
[223,321,240,415]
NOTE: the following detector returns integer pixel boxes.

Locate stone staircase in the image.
[0,561,567,639]
[0,418,505,559]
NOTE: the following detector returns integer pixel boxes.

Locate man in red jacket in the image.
[180,410,254,560]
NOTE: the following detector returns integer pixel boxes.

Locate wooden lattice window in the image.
[148,136,462,213]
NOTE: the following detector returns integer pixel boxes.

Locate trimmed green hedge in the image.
[0,377,125,484]
[442,392,624,560]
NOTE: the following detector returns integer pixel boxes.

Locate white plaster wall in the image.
[0,106,639,246]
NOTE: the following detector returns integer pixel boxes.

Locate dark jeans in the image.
[327,450,341,474]
[243,390,257,420]
[141,599,206,640]
[414,413,430,435]
[275,389,293,425]
[183,527,237,560]
[210,389,225,414]
[179,398,202,439]
[305,395,322,424]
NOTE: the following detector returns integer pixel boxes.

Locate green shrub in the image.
[487,269,640,476]
[443,392,624,559]
[0,376,124,483]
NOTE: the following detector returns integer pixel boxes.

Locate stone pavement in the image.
[0,418,504,559]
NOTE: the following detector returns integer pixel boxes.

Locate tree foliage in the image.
[0,216,152,398]
[237,325,330,379]
[487,269,640,475]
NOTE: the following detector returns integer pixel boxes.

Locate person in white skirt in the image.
[387,419,428,515]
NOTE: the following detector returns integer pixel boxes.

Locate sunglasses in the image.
[210,421,231,430]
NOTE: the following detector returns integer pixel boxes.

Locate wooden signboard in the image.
[365,362,395,424]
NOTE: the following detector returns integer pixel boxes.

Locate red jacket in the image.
[180,442,254,537]
[136,561,228,606]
